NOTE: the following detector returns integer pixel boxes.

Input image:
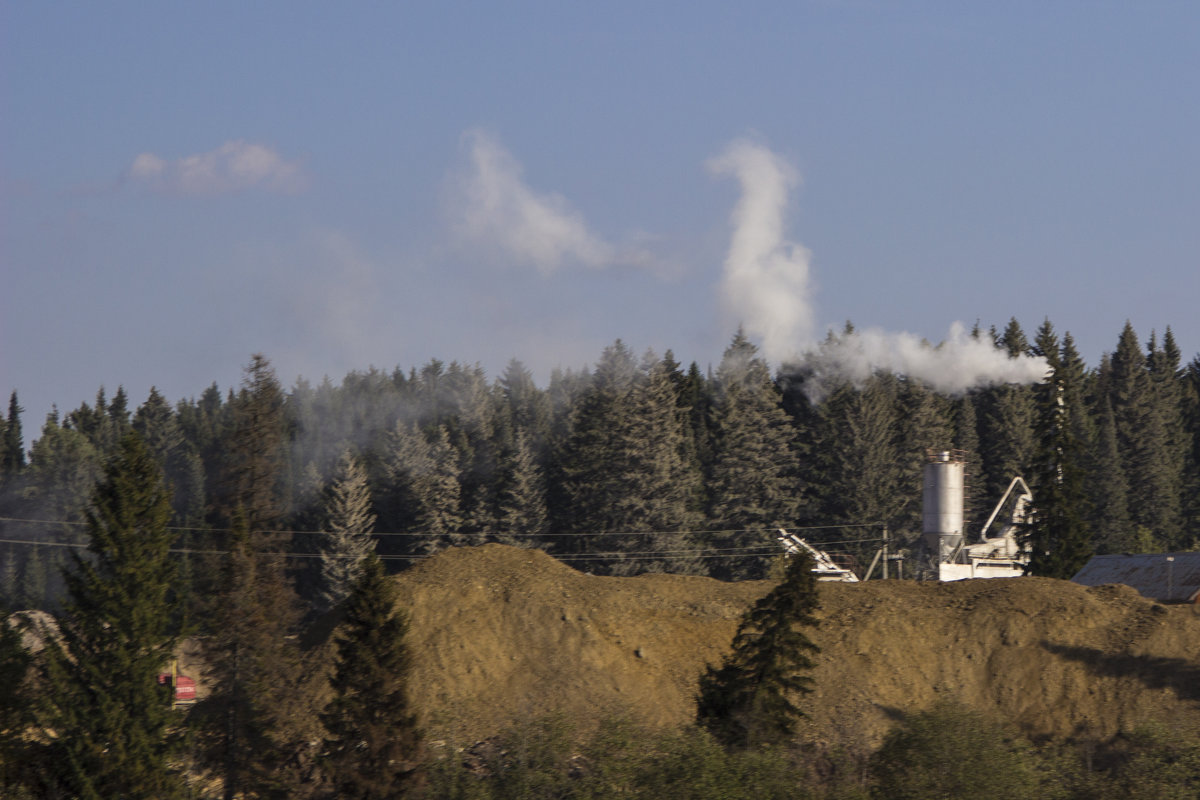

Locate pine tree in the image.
[1107,323,1182,548]
[696,549,820,749]
[707,332,801,579]
[2,391,25,480]
[812,376,905,563]
[558,340,641,543]
[620,352,706,575]
[318,448,378,611]
[496,429,550,545]
[1091,396,1134,552]
[1026,323,1092,578]
[35,433,186,799]
[953,394,985,533]
[224,354,290,539]
[321,554,423,798]
[199,509,309,800]
[383,422,464,557]
[0,611,35,795]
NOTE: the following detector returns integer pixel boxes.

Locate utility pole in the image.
[882,524,889,580]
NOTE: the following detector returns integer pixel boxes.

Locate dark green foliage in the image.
[197,509,313,800]
[812,376,905,565]
[697,550,820,749]
[952,393,986,531]
[322,553,423,798]
[1091,395,1134,552]
[224,353,291,536]
[35,432,186,799]
[707,332,801,579]
[496,428,549,544]
[425,716,804,800]
[869,702,1041,800]
[1098,724,1200,800]
[0,612,35,795]
[2,391,25,479]
[1026,323,1093,579]
[1106,323,1184,549]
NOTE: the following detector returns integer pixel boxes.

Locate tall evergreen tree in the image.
[617,352,706,575]
[318,448,377,611]
[953,393,985,533]
[496,428,550,546]
[0,611,35,796]
[557,340,641,544]
[321,554,423,798]
[383,422,464,557]
[813,375,905,565]
[199,509,309,800]
[36,433,186,799]
[696,549,820,749]
[224,354,290,538]
[1182,355,1200,544]
[1091,396,1134,552]
[1026,323,1092,578]
[2,391,24,480]
[1107,322,1182,548]
[707,332,801,579]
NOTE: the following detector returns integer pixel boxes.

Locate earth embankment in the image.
[383,544,1200,749]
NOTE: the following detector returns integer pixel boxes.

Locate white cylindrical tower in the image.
[922,449,965,562]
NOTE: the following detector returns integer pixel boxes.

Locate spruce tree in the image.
[318,448,377,611]
[1107,323,1182,548]
[2,391,25,479]
[36,432,185,799]
[321,553,423,798]
[696,549,820,749]
[953,393,985,533]
[1091,397,1134,553]
[812,376,905,564]
[224,353,290,539]
[1026,323,1092,578]
[496,428,550,545]
[707,332,801,579]
[558,340,641,545]
[0,612,35,796]
[199,510,308,800]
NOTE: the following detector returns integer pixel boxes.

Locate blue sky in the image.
[3,2,1198,428]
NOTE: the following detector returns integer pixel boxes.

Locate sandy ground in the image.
[346,544,1200,750]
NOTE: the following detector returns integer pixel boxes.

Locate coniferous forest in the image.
[2,318,1199,798]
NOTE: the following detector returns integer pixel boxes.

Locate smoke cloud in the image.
[712,139,1047,395]
[455,130,657,275]
[709,139,817,362]
[794,322,1049,398]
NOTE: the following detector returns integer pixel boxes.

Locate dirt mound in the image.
[393,544,1200,749]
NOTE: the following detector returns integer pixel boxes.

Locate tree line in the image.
[0,316,1197,797]
[2,318,1197,611]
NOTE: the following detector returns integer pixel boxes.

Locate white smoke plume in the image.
[456,129,657,275]
[709,139,817,362]
[712,139,1047,394]
[796,322,1049,398]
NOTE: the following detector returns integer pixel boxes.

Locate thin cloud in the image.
[126,140,306,195]
[452,129,658,275]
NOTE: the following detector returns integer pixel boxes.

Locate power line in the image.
[0,515,885,541]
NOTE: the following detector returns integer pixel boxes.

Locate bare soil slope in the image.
[390,544,1200,749]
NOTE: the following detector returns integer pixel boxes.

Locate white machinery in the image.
[777,530,860,582]
[923,450,1030,581]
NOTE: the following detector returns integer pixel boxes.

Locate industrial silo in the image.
[922,449,966,563]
